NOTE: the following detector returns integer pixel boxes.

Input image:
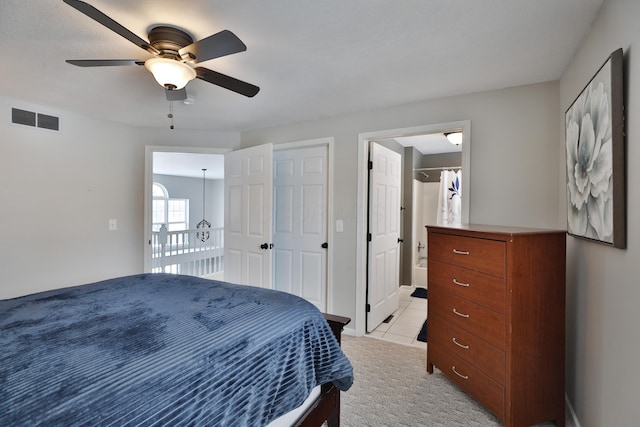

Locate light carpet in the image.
[339,335,569,426]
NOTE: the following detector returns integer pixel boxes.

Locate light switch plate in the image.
[108,219,117,231]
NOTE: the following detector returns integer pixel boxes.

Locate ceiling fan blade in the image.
[66,59,144,67]
[179,30,246,63]
[63,0,159,55]
[195,67,259,97]
[166,87,187,101]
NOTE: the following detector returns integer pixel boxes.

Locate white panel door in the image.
[273,146,328,311]
[367,142,401,332]
[224,144,273,288]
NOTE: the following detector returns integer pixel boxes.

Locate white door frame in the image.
[143,145,230,273]
[274,137,335,314]
[355,121,471,336]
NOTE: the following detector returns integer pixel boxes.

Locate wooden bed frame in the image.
[294,314,350,427]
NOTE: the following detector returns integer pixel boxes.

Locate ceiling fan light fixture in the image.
[444,131,463,145]
[144,57,196,90]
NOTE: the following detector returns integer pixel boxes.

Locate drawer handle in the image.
[452,249,470,255]
[452,337,469,349]
[453,308,470,318]
[452,366,469,380]
[452,278,470,287]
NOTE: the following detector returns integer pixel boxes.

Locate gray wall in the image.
[1,99,142,298]
[402,147,417,286]
[413,152,462,182]
[1,85,559,309]
[153,174,224,229]
[559,0,640,425]
[241,80,562,334]
[0,95,239,299]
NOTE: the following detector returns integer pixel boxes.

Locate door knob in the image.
[260,243,269,249]
[398,238,404,243]
[321,242,328,249]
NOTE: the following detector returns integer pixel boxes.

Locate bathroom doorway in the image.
[355,121,470,336]
[377,131,464,289]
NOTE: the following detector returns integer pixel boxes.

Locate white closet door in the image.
[367,142,401,332]
[273,146,328,311]
[224,144,273,288]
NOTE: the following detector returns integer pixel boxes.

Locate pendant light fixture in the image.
[196,168,211,242]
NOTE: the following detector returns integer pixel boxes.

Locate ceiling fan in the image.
[63,0,260,101]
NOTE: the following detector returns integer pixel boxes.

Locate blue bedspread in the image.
[0,274,353,426]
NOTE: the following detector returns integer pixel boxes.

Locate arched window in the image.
[153,182,168,198]
[152,182,189,232]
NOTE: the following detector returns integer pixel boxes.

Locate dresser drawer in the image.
[429,259,506,313]
[430,290,505,349]
[429,232,505,278]
[429,314,505,384]
[428,343,505,420]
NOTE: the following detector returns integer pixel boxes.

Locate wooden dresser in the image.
[426,224,565,427]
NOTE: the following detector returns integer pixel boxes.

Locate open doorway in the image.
[355,121,471,337]
[376,132,464,290]
[143,139,334,313]
[144,146,228,275]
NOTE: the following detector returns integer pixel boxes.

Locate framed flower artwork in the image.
[565,48,625,248]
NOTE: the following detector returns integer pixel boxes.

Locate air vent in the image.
[12,108,36,127]
[11,108,60,131]
[37,113,59,131]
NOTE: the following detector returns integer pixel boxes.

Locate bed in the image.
[0,273,353,426]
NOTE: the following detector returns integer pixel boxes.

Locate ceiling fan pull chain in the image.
[168,100,174,129]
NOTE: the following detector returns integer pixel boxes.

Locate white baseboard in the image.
[566,394,581,427]
[342,326,357,337]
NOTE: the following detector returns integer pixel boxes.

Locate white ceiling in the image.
[1,0,604,133]
[393,133,462,155]
[153,152,224,179]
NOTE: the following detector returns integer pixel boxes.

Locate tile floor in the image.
[366,285,428,349]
